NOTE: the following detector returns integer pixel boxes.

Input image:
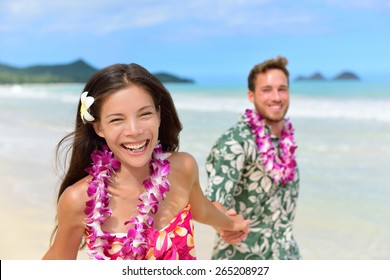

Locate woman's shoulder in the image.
[168,151,198,179]
[169,151,198,168]
[58,176,91,214]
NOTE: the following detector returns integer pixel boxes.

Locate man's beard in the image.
[254,104,289,125]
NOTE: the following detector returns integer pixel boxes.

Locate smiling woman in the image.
[41,63,250,260]
[92,85,161,170]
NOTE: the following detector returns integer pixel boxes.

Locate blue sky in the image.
[1,0,389,84]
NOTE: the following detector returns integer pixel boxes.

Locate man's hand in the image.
[220,209,250,244]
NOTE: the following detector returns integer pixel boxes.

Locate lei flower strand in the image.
[245,109,297,186]
[84,144,171,260]
[122,144,171,259]
[84,146,120,260]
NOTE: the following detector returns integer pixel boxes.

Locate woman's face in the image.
[93,85,160,169]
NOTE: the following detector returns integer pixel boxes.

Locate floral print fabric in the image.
[85,204,196,260]
[205,114,301,260]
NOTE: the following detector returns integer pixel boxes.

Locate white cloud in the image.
[0,0,375,37]
[325,0,390,11]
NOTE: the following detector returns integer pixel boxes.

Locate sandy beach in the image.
[0,156,54,259]
[0,154,215,260]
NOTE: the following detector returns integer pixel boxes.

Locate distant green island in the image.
[0,59,194,84]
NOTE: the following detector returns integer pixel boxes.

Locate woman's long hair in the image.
[51,63,182,246]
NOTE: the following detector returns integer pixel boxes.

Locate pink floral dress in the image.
[85,204,196,260]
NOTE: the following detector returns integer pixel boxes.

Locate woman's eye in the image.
[140,112,153,117]
[109,118,122,123]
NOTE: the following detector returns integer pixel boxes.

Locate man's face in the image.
[248,69,290,127]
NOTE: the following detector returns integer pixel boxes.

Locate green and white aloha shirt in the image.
[205,113,301,260]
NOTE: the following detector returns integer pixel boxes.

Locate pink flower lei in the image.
[84,144,171,260]
[245,109,297,186]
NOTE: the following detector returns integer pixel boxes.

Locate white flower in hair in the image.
[80,91,95,123]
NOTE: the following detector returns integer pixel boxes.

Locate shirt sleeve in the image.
[205,135,245,209]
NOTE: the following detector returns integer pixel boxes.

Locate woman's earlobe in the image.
[92,122,104,138]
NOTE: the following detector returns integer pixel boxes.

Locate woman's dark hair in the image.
[51,63,182,245]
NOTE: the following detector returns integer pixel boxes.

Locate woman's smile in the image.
[121,140,149,153]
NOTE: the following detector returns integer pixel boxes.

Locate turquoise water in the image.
[0,81,389,259]
[291,81,390,99]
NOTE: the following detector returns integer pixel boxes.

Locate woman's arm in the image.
[190,180,249,233]
[185,154,249,233]
[42,183,87,260]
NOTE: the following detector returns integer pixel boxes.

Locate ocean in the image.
[0,81,389,259]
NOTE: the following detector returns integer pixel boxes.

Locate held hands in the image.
[220,209,250,244]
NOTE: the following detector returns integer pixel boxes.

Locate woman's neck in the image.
[115,163,151,186]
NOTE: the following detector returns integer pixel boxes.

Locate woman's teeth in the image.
[123,141,147,152]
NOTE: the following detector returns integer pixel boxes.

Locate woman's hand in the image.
[219,209,250,244]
